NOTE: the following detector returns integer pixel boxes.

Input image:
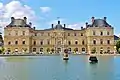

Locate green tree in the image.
[116,40,120,53]
[0,47,4,54]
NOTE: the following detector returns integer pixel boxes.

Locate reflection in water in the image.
[0,56,119,80]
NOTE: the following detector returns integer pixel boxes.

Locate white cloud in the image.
[67,22,86,29]
[0,0,37,28]
[40,7,51,13]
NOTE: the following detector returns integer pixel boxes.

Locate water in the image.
[0,55,120,80]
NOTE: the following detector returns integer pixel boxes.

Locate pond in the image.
[0,55,120,80]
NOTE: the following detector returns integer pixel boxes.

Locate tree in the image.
[0,47,4,54]
[116,40,120,53]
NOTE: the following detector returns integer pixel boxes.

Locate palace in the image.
[4,17,115,54]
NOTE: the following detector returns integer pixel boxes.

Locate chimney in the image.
[64,24,65,28]
[81,26,83,29]
[29,22,32,26]
[24,17,27,23]
[33,27,35,30]
[52,24,54,28]
[58,21,60,24]
[91,17,95,23]
[11,17,14,22]
[86,22,88,27]
[104,17,107,21]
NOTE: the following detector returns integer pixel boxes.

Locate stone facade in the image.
[4,17,115,54]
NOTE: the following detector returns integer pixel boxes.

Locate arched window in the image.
[68,48,71,51]
[22,31,25,35]
[75,41,78,45]
[107,31,109,35]
[81,33,83,36]
[47,40,50,45]
[8,41,11,45]
[7,48,11,52]
[107,47,110,53]
[68,33,70,36]
[100,31,103,35]
[68,41,71,45]
[100,39,103,44]
[40,41,43,45]
[46,48,50,52]
[82,48,85,51]
[33,41,36,45]
[74,48,78,52]
[22,41,25,44]
[93,40,96,44]
[40,48,43,52]
[15,31,18,35]
[33,48,36,52]
[107,40,110,44]
[74,33,77,36]
[82,40,84,45]
[93,31,95,35]
[15,41,18,45]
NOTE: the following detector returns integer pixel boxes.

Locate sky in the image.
[0,0,120,36]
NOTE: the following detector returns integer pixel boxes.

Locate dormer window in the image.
[68,33,70,36]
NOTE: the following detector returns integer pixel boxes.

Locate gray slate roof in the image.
[92,19,110,27]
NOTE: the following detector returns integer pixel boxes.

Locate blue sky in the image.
[0,0,120,35]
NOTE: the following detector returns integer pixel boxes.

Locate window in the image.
[47,40,50,45]
[33,48,36,52]
[8,41,11,45]
[82,48,85,51]
[107,31,109,35]
[23,31,25,35]
[100,31,103,35]
[35,33,37,36]
[74,33,77,36]
[22,41,25,44]
[93,40,96,44]
[68,41,71,45]
[33,41,36,45]
[8,33,11,35]
[81,33,83,36]
[75,41,78,45]
[74,48,78,52]
[46,48,50,52]
[68,48,71,51]
[40,48,43,52]
[48,33,50,36]
[15,41,18,45]
[7,48,11,52]
[40,41,43,45]
[82,40,84,45]
[107,47,110,53]
[68,33,70,36]
[93,31,95,35]
[41,32,44,36]
[100,39,103,44]
[15,31,18,35]
[107,40,110,44]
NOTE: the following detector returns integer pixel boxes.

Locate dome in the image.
[92,19,109,27]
